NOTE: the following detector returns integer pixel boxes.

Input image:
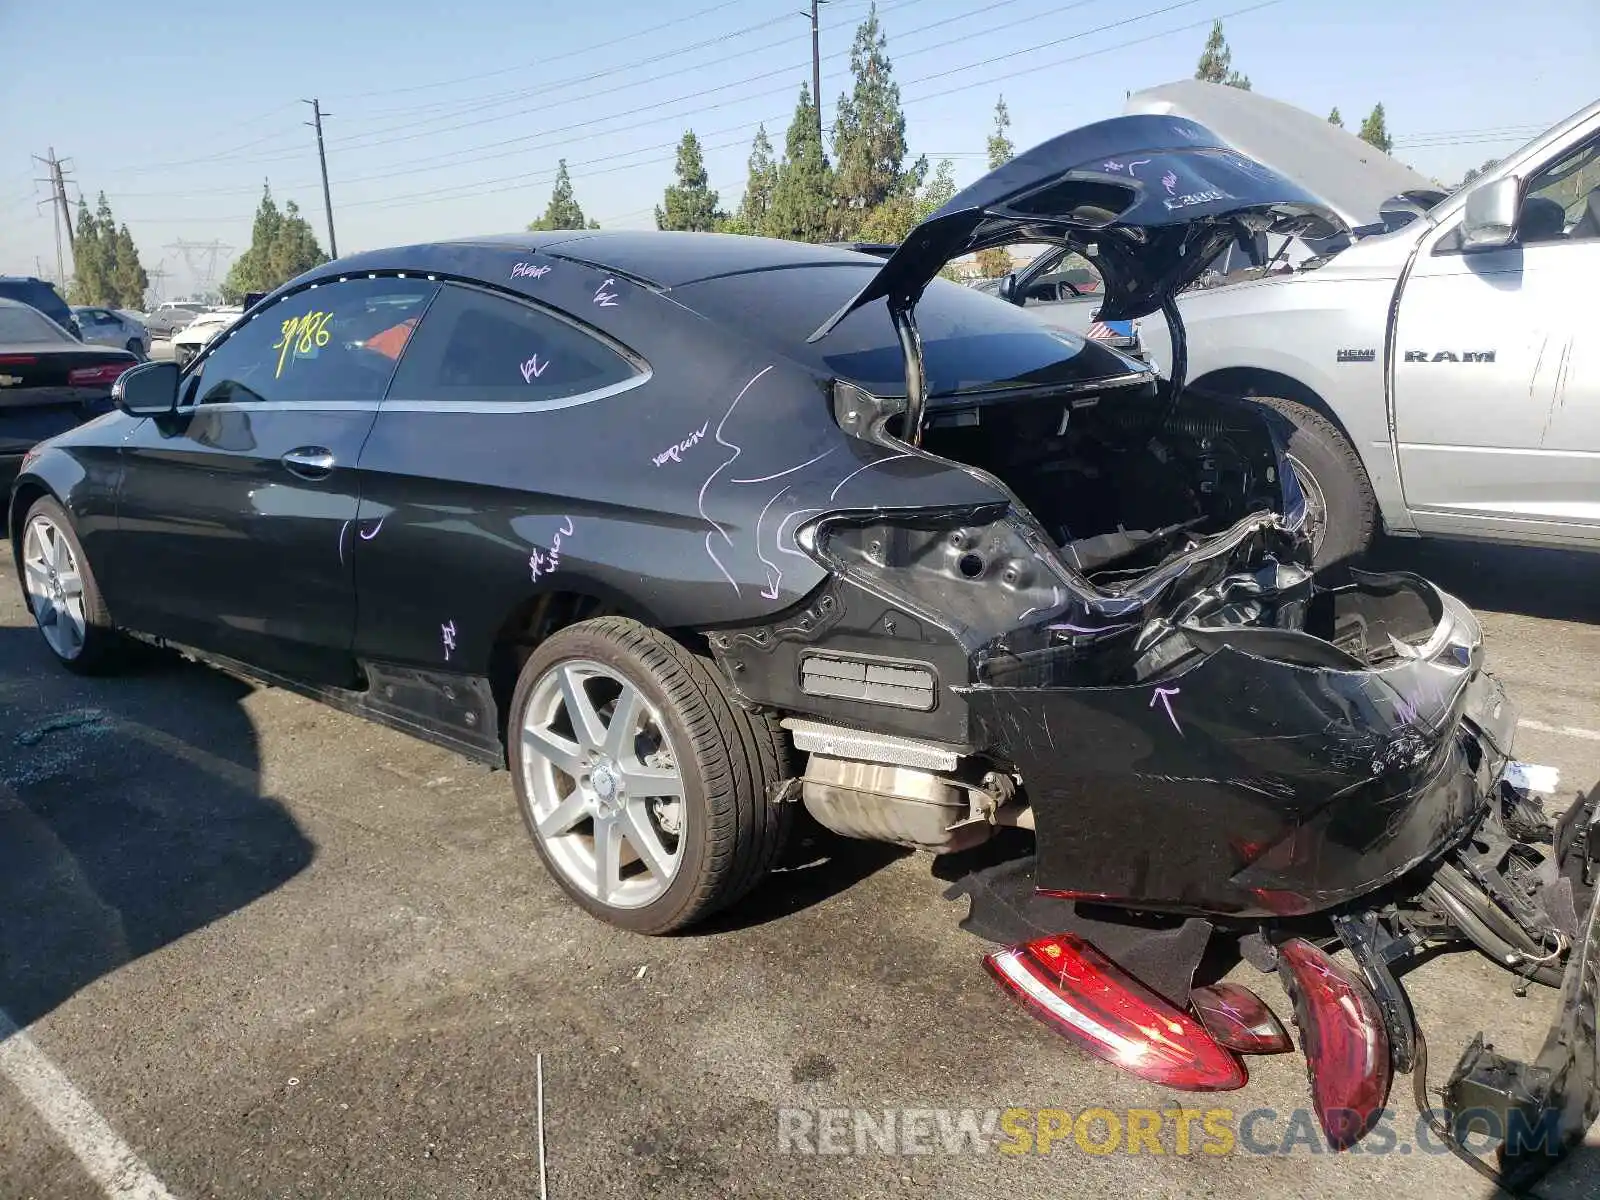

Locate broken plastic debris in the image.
[1504,761,1560,795]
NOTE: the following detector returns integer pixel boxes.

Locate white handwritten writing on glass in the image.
[511,263,551,280]
[529,517,575,581]
[652,421,709,467]
[520,354,549,383]
[442,620,458,662]
[594,277,619,307]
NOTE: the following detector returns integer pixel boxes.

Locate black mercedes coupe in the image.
[15,116,1600,1179]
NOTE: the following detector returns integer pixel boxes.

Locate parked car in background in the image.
[145,300,208,339]
[72,306,148,357]
[0,277,81,340]
[0,298,135,500]
[170,306,243,369]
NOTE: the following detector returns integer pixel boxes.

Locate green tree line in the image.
[69,193,149,309]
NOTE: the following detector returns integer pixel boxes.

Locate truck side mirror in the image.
[1461,176,1520,250]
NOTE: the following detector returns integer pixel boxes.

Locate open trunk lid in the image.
[810,113,1345,338]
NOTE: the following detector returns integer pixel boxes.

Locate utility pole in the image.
[304,98,338,258]
[31,147,77,285]
[800,0,826,146]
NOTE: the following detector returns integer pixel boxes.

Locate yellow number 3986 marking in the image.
[272,310,334,378]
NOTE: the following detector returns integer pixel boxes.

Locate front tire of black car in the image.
[1250,395,1377,576]
[509,617,793,934]
[19,496,124,675]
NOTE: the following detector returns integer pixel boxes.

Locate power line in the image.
[114,0,1286,228]
[108,0,1098,204]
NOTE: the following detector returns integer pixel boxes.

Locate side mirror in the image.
[996,273,1021,304]
[1461,176,1520,250]
[112,359,180,417]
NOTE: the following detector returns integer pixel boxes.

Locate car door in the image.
[350,280,647,674]
[107,275,440,685]
[1393,130,1600,541]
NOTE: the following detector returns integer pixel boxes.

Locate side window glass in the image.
[192,277,438,406]
[1522,135,1600,244]
[386,283,642,406]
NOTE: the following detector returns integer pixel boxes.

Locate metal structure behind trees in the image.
[31,147,77,286]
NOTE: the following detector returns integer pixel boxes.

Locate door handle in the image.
[281,447,336,479]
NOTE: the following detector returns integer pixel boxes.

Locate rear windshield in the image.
[0,305,71,344]
[674,264,1123,397]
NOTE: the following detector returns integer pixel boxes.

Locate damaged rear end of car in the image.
[699,114,1600,1188]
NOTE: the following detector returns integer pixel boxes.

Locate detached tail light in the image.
[1190,982,1292,1054]
[1277,937,1392,1150]
[984,933,1247,1091]
[68,362,133,387]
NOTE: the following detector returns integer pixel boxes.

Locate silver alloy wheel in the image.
[21,514,88,661]
[519,659,686,909]
[1286,453,1329,559]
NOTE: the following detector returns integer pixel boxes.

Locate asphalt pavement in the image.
[0,536,1597,1200]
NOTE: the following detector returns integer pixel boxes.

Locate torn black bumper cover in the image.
[962,570,1513,917]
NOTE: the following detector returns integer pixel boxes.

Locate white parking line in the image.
[1519,718,1600,744]
[0,1008,177,1200]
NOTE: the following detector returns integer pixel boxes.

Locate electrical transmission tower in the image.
[31,148,78,285]
[163,238,235,293]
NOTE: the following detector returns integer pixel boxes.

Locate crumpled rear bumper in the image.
[961,572,1514,917]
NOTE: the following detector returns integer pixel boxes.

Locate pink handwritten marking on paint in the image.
[520,355,548,383]
[358,516,385,541]
[594,278,619,307]
[1162,170,1178,195]
[441,620,457,662]
[1150,685,1183,735]
[511,263,551,280]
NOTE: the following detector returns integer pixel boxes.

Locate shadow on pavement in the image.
[1371,536,1600,625]
[0,625,314,1028]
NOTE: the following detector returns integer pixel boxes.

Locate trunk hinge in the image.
[889,298,927,448]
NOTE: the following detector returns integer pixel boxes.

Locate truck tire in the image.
[1250,395,1376,574]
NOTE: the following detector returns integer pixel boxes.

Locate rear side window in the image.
[189,277,439,406]
[385,283,642,406]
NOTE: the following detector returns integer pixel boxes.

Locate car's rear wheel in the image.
[19,497,123,673]
[509,617,792,934]
[1249,395,1377,575]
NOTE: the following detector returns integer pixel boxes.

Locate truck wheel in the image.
[509,616,793,934]
[1251,395,1376,574]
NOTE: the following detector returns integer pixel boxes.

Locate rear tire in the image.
[509,616,793,934]
[1250,395,1377,575]
[19,496,125,674]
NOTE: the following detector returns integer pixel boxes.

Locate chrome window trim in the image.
[380,367,653,414]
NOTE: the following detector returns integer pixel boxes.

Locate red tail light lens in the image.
[984,933,1247,1091]
[0,354,38,365]
[1276,938,1392,1150]
[1190,982,1292,1054]
[68,362,133,387]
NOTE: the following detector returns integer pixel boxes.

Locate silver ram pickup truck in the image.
[1120,86,1600,570]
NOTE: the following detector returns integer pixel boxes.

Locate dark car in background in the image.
[0,276,81,340]
[0,298,135,501]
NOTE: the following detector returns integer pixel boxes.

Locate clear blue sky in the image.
[1,0,1594,298]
